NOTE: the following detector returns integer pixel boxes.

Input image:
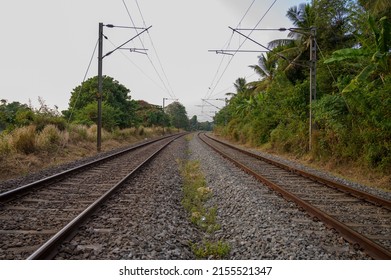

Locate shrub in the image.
[68,124,88,143]
[36,125,64,151]
[11,125,36,154]
[112,127,137,141]
[138,126,145,136]
[0,133,12,156]
[33,114,67,131]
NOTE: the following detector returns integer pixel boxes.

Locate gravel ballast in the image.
[55,137,201,260]
[2,133,385,259]
[188,134,372,259]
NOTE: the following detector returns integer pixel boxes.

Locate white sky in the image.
[0,0,307,122]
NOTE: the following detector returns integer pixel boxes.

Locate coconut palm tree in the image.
[248,53,278,92]
[324,14,391,91]
[226,77,248,98]
[269,4,316,68]
[359,0,391,16]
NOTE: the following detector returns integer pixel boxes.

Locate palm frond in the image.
[268,38,295,49]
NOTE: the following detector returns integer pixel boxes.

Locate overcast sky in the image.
[0,0,307,121]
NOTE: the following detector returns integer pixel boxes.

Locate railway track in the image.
[0,133,185,260]
[198,133,391,260]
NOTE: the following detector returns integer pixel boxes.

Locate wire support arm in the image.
[208,49,267,55]
[103,25,152,58]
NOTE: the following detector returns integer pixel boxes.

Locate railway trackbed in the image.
[0,133,185,260]
[198,133,391,260]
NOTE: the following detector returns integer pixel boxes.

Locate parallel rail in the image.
[0,133,184,259]
[0,133,179,202]
[199,133,391,260]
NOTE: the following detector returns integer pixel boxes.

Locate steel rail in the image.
[199,133,391,260]
[204,134,391,210]
[27,133,184,260]
[0,133,179,203]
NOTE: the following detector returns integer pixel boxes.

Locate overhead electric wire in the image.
[134,0,147,29]
[133,0,177,100]
[121,0,177,100]
[106,38,169,94]
[67,39,99,123]
[206,0,278,99]
[316,40,336,83]
[48,39,99,160]
[205,0,256,100]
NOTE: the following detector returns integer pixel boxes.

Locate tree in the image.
[268,3,315,55]
[65,76,138,129]
[73,102,119,131]
[324,15,391,91]
[213,0,391,171]
[248,53,278,92]
[358,0,391,18]
[189,115,198,131]
[135,100,169,127]
[0,101,33,131]
[165,101,189,130]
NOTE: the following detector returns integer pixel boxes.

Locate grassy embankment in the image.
[213,130,391,192]
[0,124,172,181]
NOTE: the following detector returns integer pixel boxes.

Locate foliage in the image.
[165,101,189,130]
[0,99,66,133]
[65,76,138,129]
[179,159,220,232]
[135,100,169,128]
[214,0,391,174]
[178,159,230,259]
[191,240,230,259]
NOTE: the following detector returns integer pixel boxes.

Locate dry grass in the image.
[0,124,167,182]
[11,125,36,154]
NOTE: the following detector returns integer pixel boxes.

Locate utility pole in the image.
[202,98,227,125]
[96,23,151,152]
[97,22,103,152]
[227,26,317,151]
[162,97,177,134]
[309,27,317,151]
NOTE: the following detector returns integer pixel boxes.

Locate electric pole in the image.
[309,27,317,151]
[97,22,103,152]
[224,26,317,151]
[162,97,177,134]
[96,22,151,152]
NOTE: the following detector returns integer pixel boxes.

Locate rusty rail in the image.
[27,133,184,259]
[199,133,391,260]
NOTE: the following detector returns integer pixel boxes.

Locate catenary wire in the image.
[106,38,170,95]
[206,0,278,99]
[67,39,99,123]
[122,0,177,100]
[133,0,177,100]
[204,0,257,100]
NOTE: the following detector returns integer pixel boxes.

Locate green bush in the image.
[33,114,67,132]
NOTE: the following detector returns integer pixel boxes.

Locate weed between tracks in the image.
[178,159,230,259]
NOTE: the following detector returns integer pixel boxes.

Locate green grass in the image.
[191,240,230,259]
[178,159,230,259]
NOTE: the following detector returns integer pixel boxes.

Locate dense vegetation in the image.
[214,0,391,175]
[1,73,212,137]
[0,75,212,180]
